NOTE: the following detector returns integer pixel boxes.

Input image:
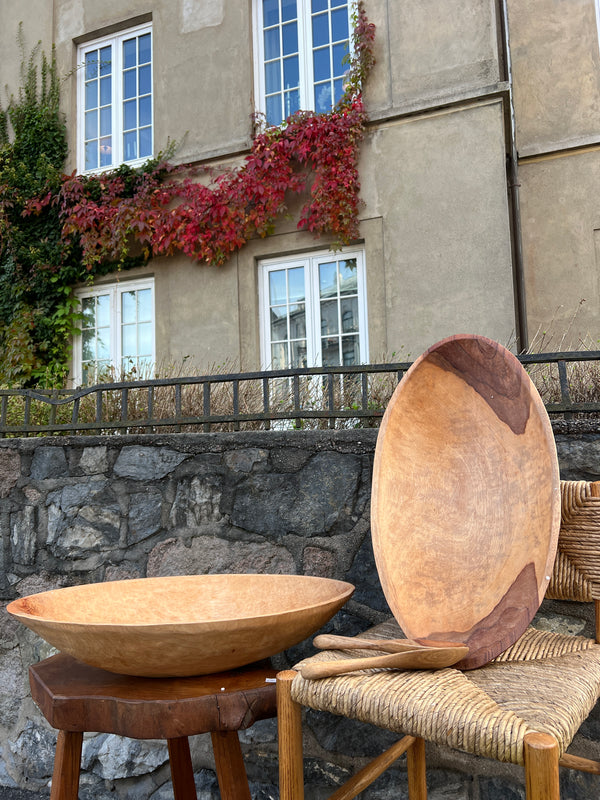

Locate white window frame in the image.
[258,247,368,369]
[73,277,155,386]
[77,22,153,174]
[252,0,355,126]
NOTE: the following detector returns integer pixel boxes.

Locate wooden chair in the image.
[29,652,277,800]
[277,481,600,800]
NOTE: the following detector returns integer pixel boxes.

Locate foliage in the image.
[0,4,376,387]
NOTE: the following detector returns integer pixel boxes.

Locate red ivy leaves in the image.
[57,3,374,269]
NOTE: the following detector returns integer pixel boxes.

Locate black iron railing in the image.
[1,351,599,437]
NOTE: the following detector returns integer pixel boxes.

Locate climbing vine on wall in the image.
[0,4,375,387]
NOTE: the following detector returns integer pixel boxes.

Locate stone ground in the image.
[0,791,42,799]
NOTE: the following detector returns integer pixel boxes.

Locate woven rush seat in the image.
[290,619,600,766]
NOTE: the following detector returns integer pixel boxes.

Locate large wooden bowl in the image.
[372,334,560,669]
[7,574,354,677]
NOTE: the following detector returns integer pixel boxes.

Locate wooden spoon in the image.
[301,645,469,679]
[313,634,465,653]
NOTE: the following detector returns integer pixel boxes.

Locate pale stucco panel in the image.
[0,0,54,108]
[519,151,600,347]
[359,100,515,357]
[507,0,600,155]
[388,0,501,109]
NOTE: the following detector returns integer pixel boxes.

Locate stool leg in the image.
[524,731,560,800]
[210,731,252,800]
[167,737,197,800]
[50,730,82,800]
[406,736,427,800]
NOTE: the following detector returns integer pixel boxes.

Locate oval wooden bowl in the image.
[371,334,560,669]
[7,574,354,677]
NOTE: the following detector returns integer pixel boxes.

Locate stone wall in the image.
[0,425,598,799]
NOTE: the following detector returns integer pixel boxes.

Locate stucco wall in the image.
[0,426,600,799]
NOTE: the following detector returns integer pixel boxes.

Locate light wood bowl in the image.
[371,334,560,669]
[7,574,354,677]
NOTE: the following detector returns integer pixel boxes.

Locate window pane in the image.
[264,27,280,60]
[342,334,359,365]
[331,7,349,41]
[96,332,110,360]
[99,106,112,136]
[270,306,288,342]
[341,297,358,332]
[85,81,97,110]
[123,100,137,131]
[122,325,137,357]
[99,76,112,106]
[265,61,281,94]
[339,258,358,293]
[99,46,112,76]
[123,38,137,68]
[85,110,98,140]
[283,56,299,89]
[100,137,112,167]
[124,130,137,160]
[312,12,329,48]
[334,77,345,104]
[284,89,300,117]
[321,299,338,335]
[97,294,110,327]
[121,290,137,321]
[138,322,152,355]
[139,64,151,95]
[313,48,330,82]
[282,0,297,22]
[138,33,151,64]
[288,267,305,302]
[123,69,137,99]
[312,0,327,11]
[333,42,348,76]
[289,304,306,338]
[269,270,286,305]
[266,94,282,126]
[282,21,298,55]
[81,298,95,326]
[85,51,98,80]
[137,288,152,320]
[291,340,307,368]
[319,262,337,297]
[139,126,152,158]
[315,82,332,113]
[322,337,340,366]
[263,0,279,27]
[271,342,288,369]
[85,141,98,171]
[82,330,95,361]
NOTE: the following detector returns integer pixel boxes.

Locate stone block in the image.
[113,447,187,480]
[0,449,20,498]
[29,447,67,480]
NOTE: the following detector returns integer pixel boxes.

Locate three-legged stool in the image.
[29,652,278,800]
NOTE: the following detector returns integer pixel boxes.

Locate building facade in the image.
[0,0,597,383]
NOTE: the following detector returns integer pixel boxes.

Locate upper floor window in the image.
[259,248,368,369]
[77,24,153,173]
[74,278,155,386]
[254,0,352,126]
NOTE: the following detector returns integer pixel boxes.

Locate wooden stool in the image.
[29,652,278,800]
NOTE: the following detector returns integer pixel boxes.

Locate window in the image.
[254,0,352,126]
[259,248,367,369]
[77,24,153,172]
[74,279,155,385]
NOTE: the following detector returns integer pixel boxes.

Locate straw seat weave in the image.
[290,619,600,766]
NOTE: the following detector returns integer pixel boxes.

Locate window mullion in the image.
[308,256,321,368]
[114,286,121,372]
[299,0,313,112]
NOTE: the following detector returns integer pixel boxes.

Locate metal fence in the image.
[1,350,599,437]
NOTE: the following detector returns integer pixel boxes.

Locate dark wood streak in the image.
[426,335,531,436]
[418,562,539,670]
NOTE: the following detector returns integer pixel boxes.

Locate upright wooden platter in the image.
[371,335,560,669]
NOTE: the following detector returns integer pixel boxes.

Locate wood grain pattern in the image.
[371,334,560,670]
[9,574,353,676]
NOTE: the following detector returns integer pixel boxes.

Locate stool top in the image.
[30,653,277,739]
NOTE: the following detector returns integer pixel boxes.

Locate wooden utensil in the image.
[313,634,465,653]
[371,334,561,670]
[301,645,469,679]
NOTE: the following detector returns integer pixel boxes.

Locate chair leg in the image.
[210,731,251,800]
[277,670,304,800]
[524,732,560,800]
[167,736,198,800]
[50,730,83,800]
[406,736,427,800]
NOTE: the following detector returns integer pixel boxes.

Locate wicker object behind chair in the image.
[277,481,600,800]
